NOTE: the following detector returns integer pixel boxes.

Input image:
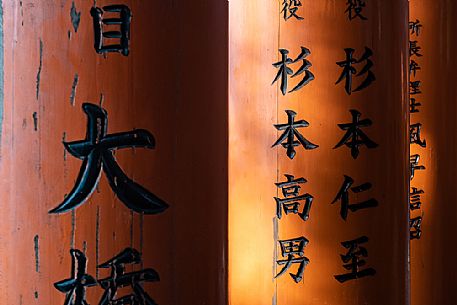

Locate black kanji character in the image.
[410,123,426,147]
[410,97,421,114]
[274,174,313,221]
[281,0,304,21]
[54,249,97,305]
[409,19,422,36]
[334,236,376,283]
[409,60,421,77]
[345,0,367,21]
[409,41,423,57]
[336,47,375,95]
[91,5,132,56]
[331,175,378,220]
[334,109,378,159]
[273,110,318,159]
[50,103,169,215]
[272,47,315,95]
[410,187,424,211]
[275,237,309,283]
[410,154,425,180]
[410,216,422,240]
[98,248,160,305]
[410,81,421,95]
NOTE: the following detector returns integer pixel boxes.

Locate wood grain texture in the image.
[229,1,409,304]
[409,1,457,305]
[0,0,228,304]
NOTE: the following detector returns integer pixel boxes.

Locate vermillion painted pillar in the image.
[409,1,457,305]
[0,1,228,304]
[229,1,409,305]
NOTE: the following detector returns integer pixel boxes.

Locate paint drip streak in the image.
[130,210,134,248]
[34,235,39,272]
[96,206,100,279]
[70,74,78,106]
[71,209,76,249]
[36,39,43,100]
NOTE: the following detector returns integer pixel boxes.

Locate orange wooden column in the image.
[229,1,409,305]
[0,1,227,304]
[409,1,457,305]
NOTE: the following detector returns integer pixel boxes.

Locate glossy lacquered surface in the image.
[0,0,228,304]
[229,1,409,304]
[409,1,457,305]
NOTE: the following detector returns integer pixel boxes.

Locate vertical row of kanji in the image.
[229,1,409,304]
[409,1,457,305]
[408,10,425,242]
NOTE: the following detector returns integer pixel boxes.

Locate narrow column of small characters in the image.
[408,18,425,241]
